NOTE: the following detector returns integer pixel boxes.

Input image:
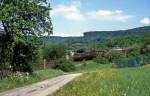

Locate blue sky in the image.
[50,0,150,37]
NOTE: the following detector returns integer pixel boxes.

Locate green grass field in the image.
[75,61,116,72]
[50,67,150,96]
[0,69,63,92]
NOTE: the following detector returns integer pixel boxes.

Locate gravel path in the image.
[0,73,82,96]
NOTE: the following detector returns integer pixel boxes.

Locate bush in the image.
[54,59,76,72]
[32,48,45,70]
[113,56,145,68]
[93,57,109,64]
[43,44,67,61]
[108,51,126,62]
[6,72,30,84]
[11,40,39,73]
[113,58,129,68]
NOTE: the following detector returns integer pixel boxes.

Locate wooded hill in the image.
[46,26,150,47]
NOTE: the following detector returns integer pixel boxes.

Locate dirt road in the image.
[0,73,82,96]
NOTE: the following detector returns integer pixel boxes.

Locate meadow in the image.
[75,61,116,72]
[50,66,150,96]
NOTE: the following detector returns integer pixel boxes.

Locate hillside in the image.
[46,26,150,47]
[84,26,150,38]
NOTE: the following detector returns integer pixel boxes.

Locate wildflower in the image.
[123,93,127,96]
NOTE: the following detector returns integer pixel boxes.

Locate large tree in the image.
[0,0,52,36]
[0,0,52,73]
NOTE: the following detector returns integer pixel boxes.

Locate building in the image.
[73,48,107,61]
[112,47,131,53]
[94,49,107,57]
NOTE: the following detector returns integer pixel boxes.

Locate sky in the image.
[49,0,150,37]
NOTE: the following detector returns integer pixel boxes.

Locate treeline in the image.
[84,26,150,38]
[107,34,150,47]
[45,26,150,48]
[106,34,150,67]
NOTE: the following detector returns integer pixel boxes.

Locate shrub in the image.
[113,58,129,68]
[113,56,145,68]
[108,51,126,62]
[11,40,39,73]
[93,57,109,64]
[6,72,30,84]
[54,59,76,72]
[43,44,67,61]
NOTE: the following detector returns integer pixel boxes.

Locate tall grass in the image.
[0,69,63,92]
[50,67,150,96]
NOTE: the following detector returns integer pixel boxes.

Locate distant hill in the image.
[84,26,150,38]
[46,26,150,47]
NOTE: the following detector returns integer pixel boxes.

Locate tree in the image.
[0,0,52,73]
[0,0,52,36]
[12,39,38,73]
[43,44,67,61]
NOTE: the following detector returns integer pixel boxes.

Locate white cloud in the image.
[86,10,133,22]
[52,32,71,37]
[52,31,83,37]
[51,1,84,21]
[140,18,150,25]
[51,1,133,22]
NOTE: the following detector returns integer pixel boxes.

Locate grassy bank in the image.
[50,67,150,96]
[76,61,116,72]
[0,69,63,92]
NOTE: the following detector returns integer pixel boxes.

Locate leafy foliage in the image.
[11,40,38,73]
[0,0,52,36]
[43,44,67,61]
[0,0,52,74]
[54,58,76,72]
[108,51,126,62]
[93,57,109,64]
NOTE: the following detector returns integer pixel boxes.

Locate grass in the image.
[75,61,116,72]
[50,67,150,96]
[0,69,63,92]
